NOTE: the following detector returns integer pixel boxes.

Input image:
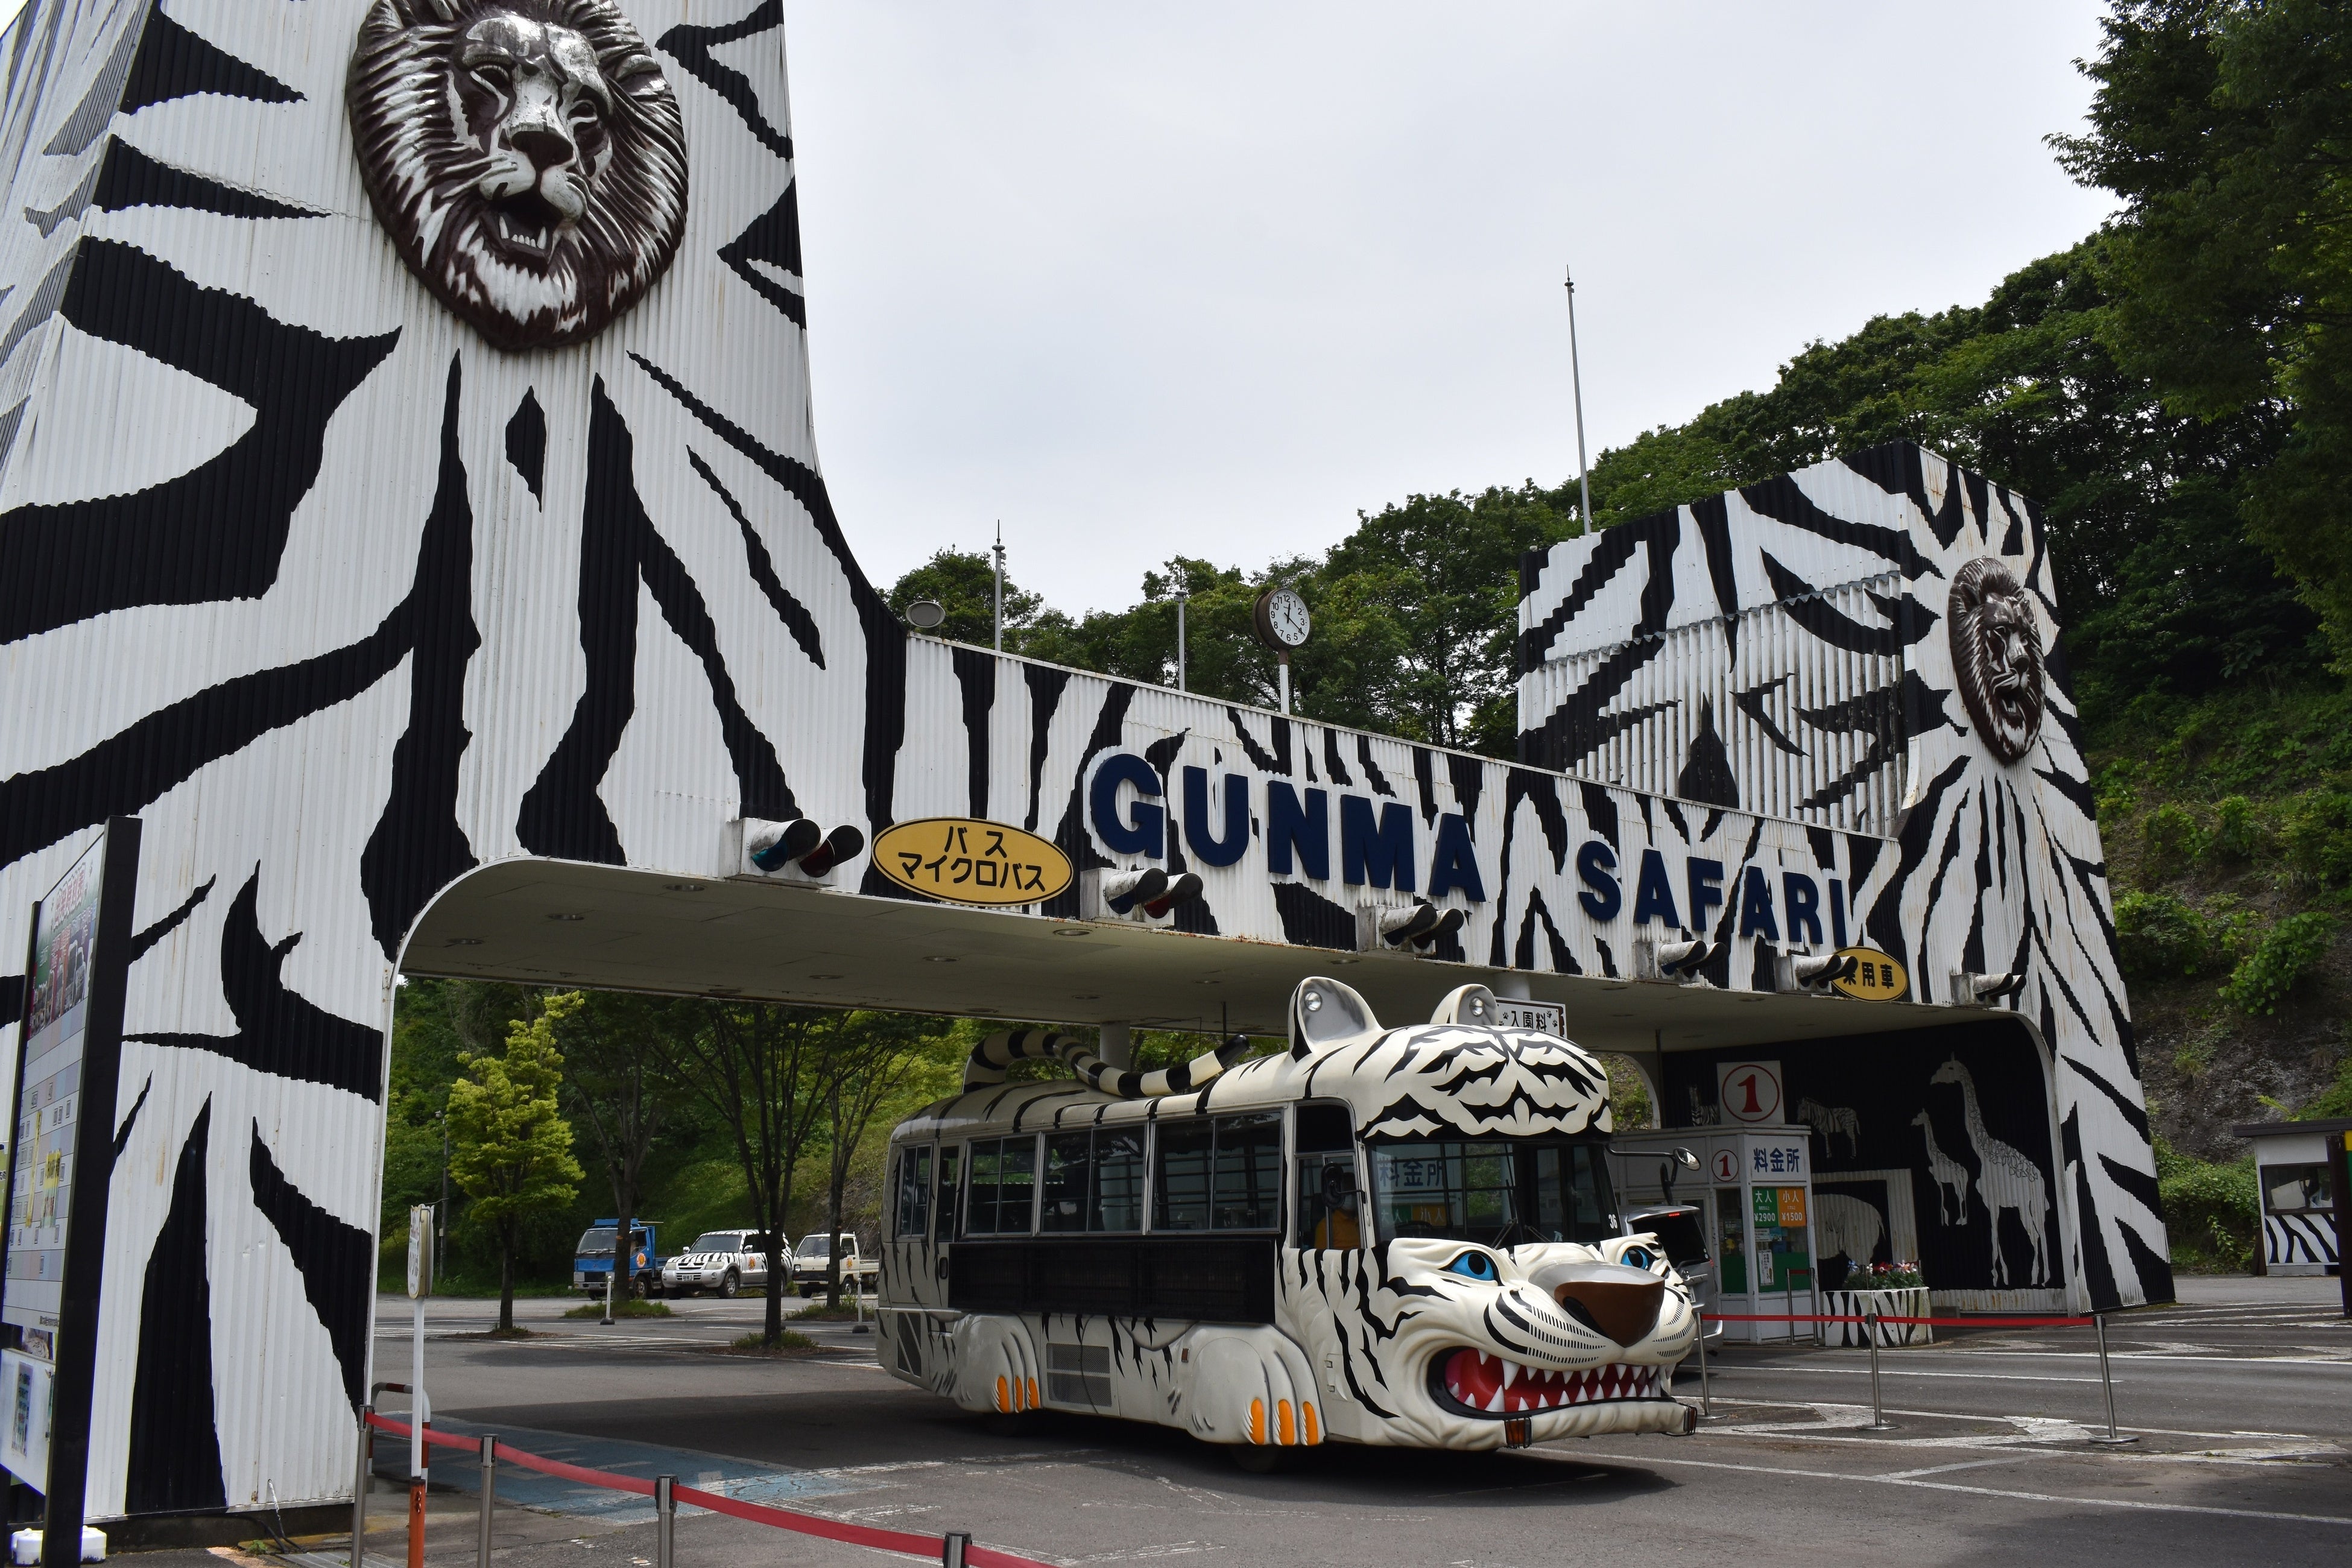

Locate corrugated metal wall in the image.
[1519,577,1909,831]
[0,0,2169,1525]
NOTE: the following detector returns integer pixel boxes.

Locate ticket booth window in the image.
[2262,1163,2334,1213]
[1715,1186,1747,1293]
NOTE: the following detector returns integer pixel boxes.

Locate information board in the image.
[1,840,104,1487]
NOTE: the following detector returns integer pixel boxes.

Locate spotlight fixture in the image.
[906,599,947,630]
[1101,867,1169,915]
[1139,872,1203,920]
[746,818,868,878]
[1377,902,1438,947]
[1791,951,1859,989]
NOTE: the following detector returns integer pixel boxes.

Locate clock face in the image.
[1260,587,1311,648]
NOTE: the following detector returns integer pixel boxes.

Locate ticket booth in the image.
[2234,1118,2347,1276]
[1613,1124,1816,1342]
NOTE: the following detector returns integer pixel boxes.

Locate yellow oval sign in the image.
[873,817,1072,907]
[1832,947,1909,1002]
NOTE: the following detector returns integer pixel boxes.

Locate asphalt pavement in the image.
[150,1275,2352,1568]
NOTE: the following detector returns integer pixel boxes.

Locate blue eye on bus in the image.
[1622,1246,1654,1271]
[1445,1251,1498,1282]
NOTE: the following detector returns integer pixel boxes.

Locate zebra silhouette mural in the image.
[0,0,2164,1525]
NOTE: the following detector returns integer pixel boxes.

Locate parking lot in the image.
[202,1275,2352,1568]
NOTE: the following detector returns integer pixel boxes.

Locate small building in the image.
[2233,1120,2347,1275]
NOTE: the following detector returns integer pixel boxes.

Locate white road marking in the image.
[1617,1452,2352,1526]
[1870,1458,2031,1480]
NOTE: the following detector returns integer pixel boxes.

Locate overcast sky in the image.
[789,2,2117,612]
[8,1,2120,613]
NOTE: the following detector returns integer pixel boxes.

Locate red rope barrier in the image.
[1707,1313,2097,1327]
[364,1414,1055,1567]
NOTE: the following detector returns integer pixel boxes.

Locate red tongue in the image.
[1444,1348,1500,1409]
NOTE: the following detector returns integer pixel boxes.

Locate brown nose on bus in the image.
[1530,1260,1666,1347]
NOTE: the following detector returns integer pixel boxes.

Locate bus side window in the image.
[1154,1120,1215,1230]
[895,1146,933,1239]
[1294,1102,1360,1250]
[935,1145,960,1243]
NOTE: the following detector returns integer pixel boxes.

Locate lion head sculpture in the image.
[1948,556,2045,764]
[348,0,689,350]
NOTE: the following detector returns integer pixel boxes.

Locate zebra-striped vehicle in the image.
[877,978,1698,1464]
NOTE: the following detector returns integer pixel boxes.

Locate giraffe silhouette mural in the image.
[1915,1110,1973,1227]
[1930,1056,2053,1289]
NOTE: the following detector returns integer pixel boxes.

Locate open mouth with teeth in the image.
[488,193,564,261]
[1431,1349,1669,1417]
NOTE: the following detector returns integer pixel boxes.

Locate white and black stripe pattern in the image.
[961,1027,1251,1099]
[1518,446,2169,1312]
[0,0,2170,1515]
[2263,1212,2337,1271]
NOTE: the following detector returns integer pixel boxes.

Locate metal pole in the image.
[1694,1313,1711,1418]
[943,1532,973,1568]
[437,1122,448,1292]
[1563,265,1594,531]
[1864,1312,1894,1430]
[1175,592,1186,692]
[1277,654,1291,716]
[656,1476,675,1568]
[991,524,1005,653]
[409,1294,428,1568]
[475,1436,498,1568]
[352,1405,373,1568]
[2088,1313,2138,1444]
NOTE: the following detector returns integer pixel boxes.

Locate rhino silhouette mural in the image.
[0,0,2164,1522]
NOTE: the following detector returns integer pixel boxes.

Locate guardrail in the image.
[1693,1309,2135,1441]
[354,1412,1052,1568]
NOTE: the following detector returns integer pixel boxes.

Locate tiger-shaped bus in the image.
[877,977,1699,1463]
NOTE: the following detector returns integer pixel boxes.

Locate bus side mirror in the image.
[1322,1165,1358,1207]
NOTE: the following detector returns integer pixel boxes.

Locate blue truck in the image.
[572,1219,665,1299]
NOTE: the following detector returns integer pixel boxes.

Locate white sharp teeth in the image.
[1502,1359,1519,1389]
[1484,1388,1505,1414]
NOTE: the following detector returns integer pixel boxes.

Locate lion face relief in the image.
[349,0,689,350]
[1947,556,2045,764]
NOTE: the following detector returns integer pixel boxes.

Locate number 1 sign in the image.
[1716,1060,1784,1124]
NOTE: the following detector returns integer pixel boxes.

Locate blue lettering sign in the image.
[1632,847,1679,926]
[1575,839,1621,921]
[1088,753,1163,858]
[1783,872,1824,946]
[1738,865,1779,941]
[1183,767,1250,867]
[1341,797,1416,892]
[1265,782,1329,879]
[1427,813,1485,902]
[1687,858,1727,934]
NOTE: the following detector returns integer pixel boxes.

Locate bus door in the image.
[1294,1101,1362,1250]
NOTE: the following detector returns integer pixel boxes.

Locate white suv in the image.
[662,1230,785,1298]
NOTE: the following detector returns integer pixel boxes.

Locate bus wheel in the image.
[1227,1444,1299,1475]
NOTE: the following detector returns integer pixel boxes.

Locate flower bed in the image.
[1820,1285,1931,1347]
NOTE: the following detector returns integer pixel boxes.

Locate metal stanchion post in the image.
[942,1531,973,1567]
[476,1435,498,1568]
[2088,1313,2139,1445]
[1695,1311,1712,1418]
[352,1406,373,1568]
[1864,1312,1895,1430]
[406,1473,427,1568]
[656,1477,675,1568]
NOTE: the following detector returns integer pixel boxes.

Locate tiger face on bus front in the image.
[1336,1233,1699,1446]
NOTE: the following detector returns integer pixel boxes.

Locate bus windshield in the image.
[1368,1139,1619,1247]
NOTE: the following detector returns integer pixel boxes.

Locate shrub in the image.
[2140,802,2207,878]
[2210,795,2263,861]
[2279,790,2352,886]
[2093,762,2139,822]
[2114,891,2213,981]
[2153,1139,2258,1274]
[2219,911,2336,1014]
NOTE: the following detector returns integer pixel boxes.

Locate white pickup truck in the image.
[791,1233,878,1297]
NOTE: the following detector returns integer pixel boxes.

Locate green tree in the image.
[815,1013,959,1306]
[447,994,586,1330]
[657,1002,841,1344]
[555,991,690,1309]
[2055,0,2352,667]
[887,547,1049,651]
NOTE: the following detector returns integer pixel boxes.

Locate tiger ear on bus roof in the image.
[1291,976,1380,1059]
[1428,984,1499,1027]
